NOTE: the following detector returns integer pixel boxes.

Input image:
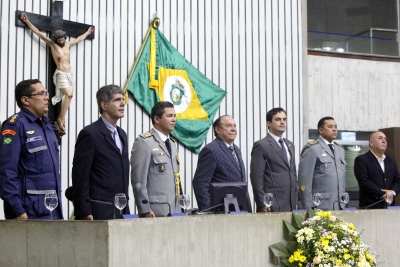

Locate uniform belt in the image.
[27,190,56,194]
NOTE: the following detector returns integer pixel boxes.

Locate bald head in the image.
[369,131,387,155]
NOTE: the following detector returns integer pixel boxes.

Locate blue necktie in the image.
[113,129,122,154]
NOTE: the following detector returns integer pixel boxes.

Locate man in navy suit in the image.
[72,85,130,220]
[354,131,400,209]
[192,115,247,211]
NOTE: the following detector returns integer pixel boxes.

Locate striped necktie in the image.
[229,145,241,170]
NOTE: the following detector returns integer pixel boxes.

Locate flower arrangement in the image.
[269,209,383,267]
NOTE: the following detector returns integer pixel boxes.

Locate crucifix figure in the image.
[16,2,94,135]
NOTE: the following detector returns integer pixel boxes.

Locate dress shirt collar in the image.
[153,127,169,142]
[100,116,117,133]
[370,150,386,162]
[269,132,283,143]
[320,136,334,145]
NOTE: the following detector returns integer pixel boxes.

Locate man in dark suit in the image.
[354,131,400,209]
[72,85,130,220]
[250,108,297,212]
[192,115,247,211]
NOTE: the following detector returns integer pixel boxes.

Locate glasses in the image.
[26,91,49,97]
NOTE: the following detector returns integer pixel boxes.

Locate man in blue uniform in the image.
[0,79,62,220]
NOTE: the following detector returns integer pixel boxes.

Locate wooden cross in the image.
[15,1,94,126]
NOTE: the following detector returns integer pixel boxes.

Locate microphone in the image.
[86,198,116,219]
[142,199,172,216]
[86,198,113,205]
[333,200,359,210]
[198,203,224,213]
[360,198,386,209]
[265,158,281,212]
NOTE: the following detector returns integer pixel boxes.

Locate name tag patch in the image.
[27,136,43,143]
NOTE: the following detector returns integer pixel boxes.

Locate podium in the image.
[0,210,398,266]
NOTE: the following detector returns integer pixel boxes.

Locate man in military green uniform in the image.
[298,116,346,210]
[130,101,181,217]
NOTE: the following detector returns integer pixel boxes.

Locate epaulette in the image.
[4,114,19,125]
[309,139,318,146]
[170,136,176,143]
[139,131,153,138]
[334,141,343,148]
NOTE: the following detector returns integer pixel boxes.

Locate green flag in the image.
[125,19,226,153]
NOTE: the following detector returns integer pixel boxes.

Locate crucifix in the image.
[15,0,95,136]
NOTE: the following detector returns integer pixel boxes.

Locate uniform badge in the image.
[10,115,18,123]
[135,183,141,189]
[300,185,306,191]
[159,152,165,156]
[322,153,326,156]
[3,137,13,144]
[26,131,35,135]
[2,129,16,136]
[152,148,159,151]
[159,164,166,172]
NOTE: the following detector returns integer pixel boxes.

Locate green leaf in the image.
[292,212,304,228]
[307,207,316,218]
[269,242,290,257]
[283,220,298,241]
[287,241,298,253]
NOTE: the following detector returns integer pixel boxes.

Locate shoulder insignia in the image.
[170,136,176,143]
[309,140,319,146]
[139,131,153,138]
[26,130,35,135]
[334,141,343,148]
[9,114,19,123]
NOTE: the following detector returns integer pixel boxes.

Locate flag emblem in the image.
[125,19,226,153]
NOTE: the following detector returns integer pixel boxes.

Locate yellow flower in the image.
[289,255,294,263]
[313,256,321,264]
[348,222,356,230]
[329,215,336,222]
[343,254,351,260]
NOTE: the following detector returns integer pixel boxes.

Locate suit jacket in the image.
[354,150,400,209]
[298,137,346,210]
[131,129,181,217]
[72,118,130,220]
[192,137,247,211]
[250,133,297,212]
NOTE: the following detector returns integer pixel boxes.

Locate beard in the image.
[56,40,65,47]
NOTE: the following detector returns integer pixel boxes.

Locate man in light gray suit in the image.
[131,101,181,217]
[250,108,297,212]
[298,116,346,210]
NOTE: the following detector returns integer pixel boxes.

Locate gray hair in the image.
[96,85,124,114]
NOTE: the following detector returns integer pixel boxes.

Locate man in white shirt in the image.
[354,131,400,209]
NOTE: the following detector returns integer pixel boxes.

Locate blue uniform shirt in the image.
[0,109,63,219]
